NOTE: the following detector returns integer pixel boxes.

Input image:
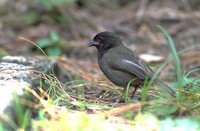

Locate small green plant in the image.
[40,0,75,10]
[158,26,183,89]
[25,11,39,25]
[0,48,7,57]
[0,89,32,130]
[37,32,65,56]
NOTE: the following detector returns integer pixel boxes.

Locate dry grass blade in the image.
[100,102,147,116]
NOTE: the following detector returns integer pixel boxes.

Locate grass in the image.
[1,27,200,130]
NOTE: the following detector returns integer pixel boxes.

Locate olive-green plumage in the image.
[89,31,175,97]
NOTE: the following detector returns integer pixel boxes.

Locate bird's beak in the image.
[88,39,99,46]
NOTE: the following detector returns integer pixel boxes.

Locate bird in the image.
[89,31,176,97]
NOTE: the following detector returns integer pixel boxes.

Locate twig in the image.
[100,102,147,115]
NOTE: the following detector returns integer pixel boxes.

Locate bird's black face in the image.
[89,31,122,50]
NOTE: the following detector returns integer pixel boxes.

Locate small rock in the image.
[0,56,56,129]
[139,54,165,63]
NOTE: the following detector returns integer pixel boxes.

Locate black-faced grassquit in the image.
[89,31,176,97]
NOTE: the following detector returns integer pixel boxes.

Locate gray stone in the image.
[0,56,56,129]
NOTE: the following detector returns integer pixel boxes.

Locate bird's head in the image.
[89,31,122,50]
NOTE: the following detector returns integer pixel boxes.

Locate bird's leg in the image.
[131,87,138,98]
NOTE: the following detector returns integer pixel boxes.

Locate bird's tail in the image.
[155,81,176,97]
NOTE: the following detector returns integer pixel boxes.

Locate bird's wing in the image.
[110,59,150,79]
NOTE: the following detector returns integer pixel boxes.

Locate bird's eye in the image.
[98,36,103,41]
[95,37,103,45]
